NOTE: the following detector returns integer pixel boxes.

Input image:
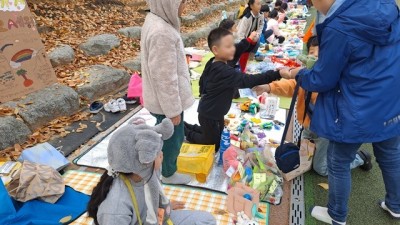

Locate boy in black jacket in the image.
[185,28,290,150]
[219,19,258,68]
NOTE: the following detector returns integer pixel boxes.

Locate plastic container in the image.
[218,127,231,166]
[177,143,215,183]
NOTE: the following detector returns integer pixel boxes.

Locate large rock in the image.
[48,45,75,67]
[76,65,130,101]
[3,84,80,130]
[0,116,31,150]
[182,21,219,47]
[79,34,120,56]
[122,55,141,71]
[118,26,142,39]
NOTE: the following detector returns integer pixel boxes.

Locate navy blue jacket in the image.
[297,0,400,143]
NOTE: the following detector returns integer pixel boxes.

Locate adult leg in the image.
[373,136,400,218]
[170,210,216,225]
[153,112,191,184]
[327,141,361,223]
[312,141,361,224]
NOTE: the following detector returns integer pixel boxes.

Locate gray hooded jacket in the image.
[141,0,195,118]
[97,118,174,225]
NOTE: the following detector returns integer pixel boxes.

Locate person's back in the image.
[305,0,400,143]
[141,0,194,119]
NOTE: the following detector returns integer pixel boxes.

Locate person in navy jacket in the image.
[286,0,400,224]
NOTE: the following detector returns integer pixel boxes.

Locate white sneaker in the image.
[311,206,346,225]
[117,98,127,111]
[379,201,400,219]
[104,99,119,113]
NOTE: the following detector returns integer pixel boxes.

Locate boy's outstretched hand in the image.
[279,67,303,79]
[279,68,292,79]
[249,31,259,42]
[171,200,186,210]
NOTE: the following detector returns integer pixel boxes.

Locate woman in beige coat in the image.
[141,0,195,184]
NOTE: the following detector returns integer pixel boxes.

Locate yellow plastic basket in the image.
[177,143,215,182]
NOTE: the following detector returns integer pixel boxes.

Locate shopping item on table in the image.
[6,161,65,203]
[177,143,215,183]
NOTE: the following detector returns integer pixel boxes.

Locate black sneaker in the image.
[358,150,373,171]
[89,101,104,114]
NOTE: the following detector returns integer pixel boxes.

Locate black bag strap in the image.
[297,91,312,146]
[280,83,313,147]
[280,83,300,146]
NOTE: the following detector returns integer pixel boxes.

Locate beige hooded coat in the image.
[141,0,194,118]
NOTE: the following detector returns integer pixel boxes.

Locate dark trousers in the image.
[264,29,274,42]
[185,114,224,151]
[152,112,184,177]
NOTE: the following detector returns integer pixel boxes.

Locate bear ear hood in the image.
[107,117,173,178]
[146,0,182,31]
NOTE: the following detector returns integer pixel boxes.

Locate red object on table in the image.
[270,56,301,68]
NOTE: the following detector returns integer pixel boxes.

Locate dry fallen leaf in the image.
[318,183,329,190]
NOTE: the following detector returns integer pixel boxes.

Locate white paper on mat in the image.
[75,101,200,169]
[75,100,286,193]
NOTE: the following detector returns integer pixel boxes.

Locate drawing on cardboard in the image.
[10,48,37,68]
[16,68,33,87]
[0,0,26,12]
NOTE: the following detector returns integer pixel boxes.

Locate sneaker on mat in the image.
[311,206,346,225]
[123,94,137,105]
[89,101,104,114]
[104,99,119,113]
[117,98,127,111]
[161,172,192,185]
[379,201,400,219]
[357,150,373,171]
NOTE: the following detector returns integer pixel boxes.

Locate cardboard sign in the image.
[0,0,57,103]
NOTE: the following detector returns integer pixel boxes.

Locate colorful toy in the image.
[240,126,258,150]
[249,103,259,115]
[222,145,241,172]
[228,113,236,118]
[260,122,273,130]
[240,101,251,111]
[250,118,261,124]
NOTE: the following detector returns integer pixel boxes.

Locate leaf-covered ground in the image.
[0,0,227,158]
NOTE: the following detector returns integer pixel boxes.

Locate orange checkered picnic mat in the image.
[63,170,270,225]
[164,185,270,225]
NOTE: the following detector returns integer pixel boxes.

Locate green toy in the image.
[261,122,273,130]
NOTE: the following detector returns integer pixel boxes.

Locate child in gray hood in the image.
[87,118,216,225]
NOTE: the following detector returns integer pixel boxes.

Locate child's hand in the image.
[252,85,271,95]
[171,200,185,210]
[279,68,292,79]
[170,114,181,126]
[249,31,259,42]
